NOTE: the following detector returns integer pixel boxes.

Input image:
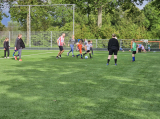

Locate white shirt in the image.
[86,44,92,50]
[58,36,64,46]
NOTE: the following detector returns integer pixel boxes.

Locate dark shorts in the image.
[86,50,90,53]
[132,51,136,54]
[59,46,64,51]
[109,49,118,55]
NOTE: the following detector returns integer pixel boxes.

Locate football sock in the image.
[13,52,15,56]
[89,53,91,58]
[77,54,80,56]
[114,59,117,64]
[81,54,82,58]
[59,55,61,57]
[107,59,110,63]
[132,57,135,61]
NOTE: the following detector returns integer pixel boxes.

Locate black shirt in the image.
[108,38,119,51]
[4,41,10,49]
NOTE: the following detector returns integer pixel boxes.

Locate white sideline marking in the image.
[0,52,53,60]
[0,52,159,60]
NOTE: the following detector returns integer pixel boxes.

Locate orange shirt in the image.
[77,44,82,50]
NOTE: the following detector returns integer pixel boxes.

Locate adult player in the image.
[137,44,142,53]
[14,34,25,61]
[56,33,65,59]
[141,45,146,53]
[107,34,119,65]
[67,35,75,57]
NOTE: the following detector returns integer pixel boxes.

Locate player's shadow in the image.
[1,57,160,119]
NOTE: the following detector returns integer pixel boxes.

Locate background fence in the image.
[0,31,160,50]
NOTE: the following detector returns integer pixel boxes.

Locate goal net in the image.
[131,40,160,50]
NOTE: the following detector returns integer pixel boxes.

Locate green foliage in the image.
[4,0,160,39]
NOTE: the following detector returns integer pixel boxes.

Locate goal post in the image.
[11,4,75,48]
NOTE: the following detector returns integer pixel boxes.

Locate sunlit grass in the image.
[0,50,160,119]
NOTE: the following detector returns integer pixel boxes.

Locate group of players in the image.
[3,33,151,65]
[55,33,151,65]
[56,33,93,59]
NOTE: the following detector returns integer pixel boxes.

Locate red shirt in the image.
[58,36,64,46]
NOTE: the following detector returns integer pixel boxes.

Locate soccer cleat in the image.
[59,56,61,58]
[4,57,6,59]
[7,57,9,59]
[67,52,69,56]
[19,59,22,61]
[81,57,83,59]
[131,60,135,62]
[72,55,75,57]
[56,56,59,59]
[115,64,117,66]
[90,57,93,58]
[107,63,109,65]
[15,56,17,60]
[76,55,78,58]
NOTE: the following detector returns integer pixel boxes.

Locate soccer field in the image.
[0,50,160,119]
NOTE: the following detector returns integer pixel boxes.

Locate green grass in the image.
[0,50,160,119]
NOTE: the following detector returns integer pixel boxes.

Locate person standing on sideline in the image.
[3,37,10,58]
[107,34,119,65]
[67,35,75,57]
[14,34,25,61]
[56,33,65,59]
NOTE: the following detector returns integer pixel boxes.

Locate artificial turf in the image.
[0,50,160,119]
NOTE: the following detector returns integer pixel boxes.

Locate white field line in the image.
[0,52,159,60]
[0,52,53,59]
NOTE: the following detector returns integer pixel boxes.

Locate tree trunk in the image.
[98,6,102,27]
[27,8,29,46]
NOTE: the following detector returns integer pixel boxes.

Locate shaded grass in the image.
[0,50,160,119]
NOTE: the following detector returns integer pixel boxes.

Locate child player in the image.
[76,40,83,59]
[13,49,18,57]
[147,43,151,52]
[3,37,10,58]
[129,39,136,62]
[83,40,92,58]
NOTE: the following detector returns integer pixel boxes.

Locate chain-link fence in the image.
[0,31,160,50]
[88,39,160,50]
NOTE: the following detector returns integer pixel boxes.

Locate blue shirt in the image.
[78,39,81,42]
[138,44,142,48]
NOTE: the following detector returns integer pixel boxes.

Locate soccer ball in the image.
[85,56,88,59]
